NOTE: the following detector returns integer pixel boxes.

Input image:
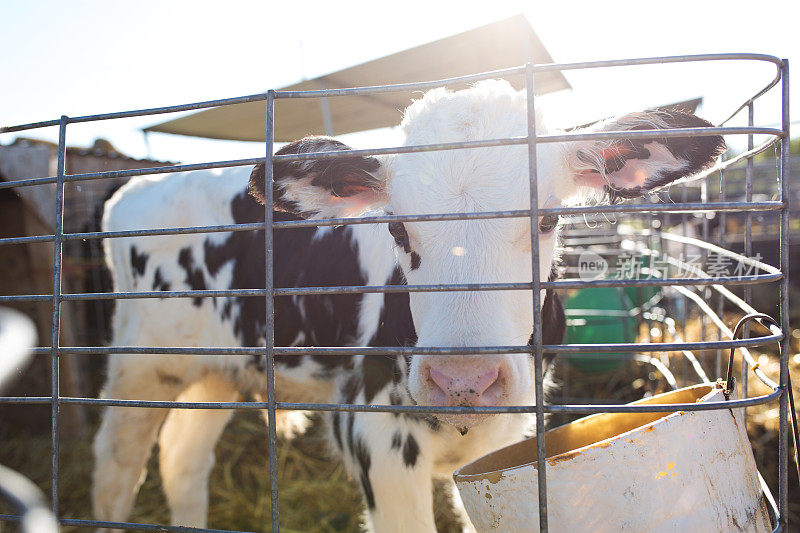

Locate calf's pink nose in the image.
[428,366,501,406]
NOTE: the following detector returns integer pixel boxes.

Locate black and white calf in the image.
[92,80,724,531]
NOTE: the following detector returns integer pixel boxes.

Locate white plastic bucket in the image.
[454,384,772,532]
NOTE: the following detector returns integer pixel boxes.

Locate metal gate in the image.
[0,52,792,532]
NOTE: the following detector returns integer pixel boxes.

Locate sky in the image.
[1,0,798,165]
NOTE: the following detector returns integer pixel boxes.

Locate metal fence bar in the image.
[743,102,755,419]
[0,390,783,413]
[0,276,781,307]
[0,272,783,304]
[273,53,783,98]
[778,58,790,529]
[49,116,68,515]
[1,54,783,136]
[263,89,280,532]
[61,517,255,533]
[0,127,782,192]
[270,127,779,162]
[655,231,782,274]
[717,157,727,378]
[0,200,786,247]
[700,178,711,373]
[13,333,782,356]
[1,514,256,532]
[0,93,272,133]
[0,53,791,532]
[525,62,548,532]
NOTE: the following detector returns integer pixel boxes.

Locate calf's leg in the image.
[91,354,196,529]
[158,374,238,528]
[338,411,437,533]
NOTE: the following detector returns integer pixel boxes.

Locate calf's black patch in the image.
[248,137,382,217]
[402,434,420,467]
[203,191,366,374]
[130,246,148,279]
[353,437,375,509]
[390,431,402,450]
[151,267,170,292]
[177,247,207,307]
[332,411,343,451]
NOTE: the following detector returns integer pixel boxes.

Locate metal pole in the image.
[778,58,790,530]
[525,62,548,533]
[717,155,726,378]
[50,116,68,515]
[700,179,709,370]
[317,81,335,136]
[264,90,280,532]
[742,102,754,419]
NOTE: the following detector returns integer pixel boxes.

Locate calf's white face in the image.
[254,79,725,430]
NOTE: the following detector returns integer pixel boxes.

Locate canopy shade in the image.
[143,14,570,142]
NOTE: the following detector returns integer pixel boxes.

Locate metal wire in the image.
[263,89,280,533]
[0,53,790,532]
[0,200,785,247]
[779,58,790,528]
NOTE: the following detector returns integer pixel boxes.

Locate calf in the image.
[92,80,724,531]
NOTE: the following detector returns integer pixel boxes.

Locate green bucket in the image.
[564,287,638,373]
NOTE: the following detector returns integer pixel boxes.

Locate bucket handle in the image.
[725,312,799,486]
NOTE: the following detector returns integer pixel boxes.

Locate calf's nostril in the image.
[427,366,501,402]
[428,367,452,395]
[473,367,499,396]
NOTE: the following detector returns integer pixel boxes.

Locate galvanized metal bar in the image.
[0,157,262,191]
[0,235,56,245]
[60,156,263,182]
[720,62,783,126]
[0,201,785,247]
[627,239,783,389]
[671,286,780,389]
[21,333,782,356]
[57,518,254,533]
[717,154,727,378]
[65,222,265,241]
[743,102,755,417]
[679,183,690,373]
[2,54,782,138]
[284,200,783,219]
[525,62,548,532]
[653,231,781,274]
[778,58,790,529]
[699,178,709,369]
[274,65,527,98]
[1,271,782,304]
[263,89,280,532]
[270,127,780,162]
[527,52,783,72]
[0,390,782,414]
[3,126,779,192]
[65,516,255,532]
[0,92,271,133]
[18,271,787,300]
[49,116,68,516]
[273,53,782,99]
[0,513,254,532]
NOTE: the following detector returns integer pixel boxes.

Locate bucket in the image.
[564,287,636,373]
[453,384,771,532]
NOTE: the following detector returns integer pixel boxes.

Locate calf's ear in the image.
[248,136,387,218]
[564,110,726,202]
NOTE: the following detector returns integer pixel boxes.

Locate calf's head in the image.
[250,80,725,429]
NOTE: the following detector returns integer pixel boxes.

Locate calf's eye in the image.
[538,214,559,234]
